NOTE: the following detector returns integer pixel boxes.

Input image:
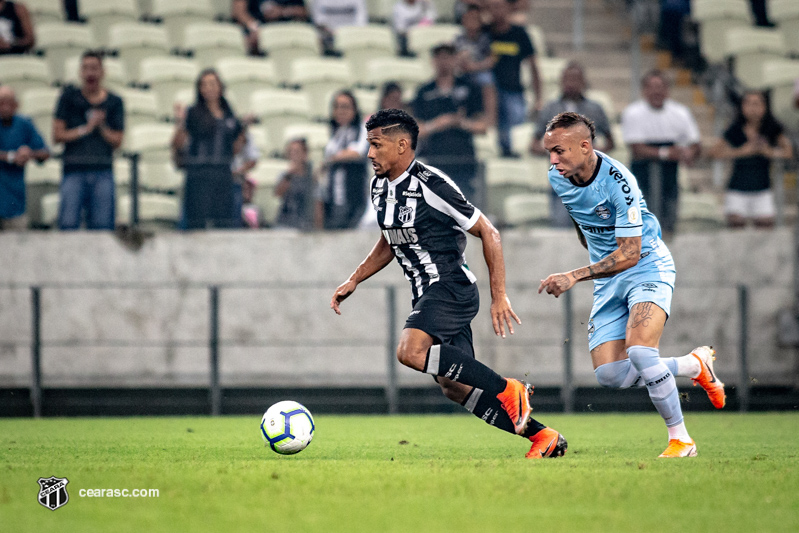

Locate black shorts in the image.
[404,281,479,358]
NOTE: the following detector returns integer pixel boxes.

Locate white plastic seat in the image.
[35,22,94,83]
[724,27,787,88]
[474,129,499,160]
[531,57,568,96]
[25,0,64,23]
[63,56,127,93]
[678,192,723,225]
[353,87,380,116]
[258,23,320,81]
[114,157,132,190]
[119,88,160,127]
[183,22,246,69]
[585,89,617,122]
[108,22,171,81]
[692,0,753,63]
[25,160,61,226]
[250,158,291,224]
[510,122,535,158]
[362,57,431,95]
[215,57,278,111]
[117,193,180,226]
[289,57,352,119]
[249,89,311,144]
[139,161,184,192]
[407,23,461,59]
[485,157,549,221]
[150,0,215,48]
[526,24,547,57]
[503,193,550,226]
[282,122,330,164]
[433,0,457,23]
[138,57,200,119]
[760,59,799,130]
[126,122,175,162]
[0,56,50,94]
[80,0,139,47]
[335,24,396,72]
[365,0,393,23]
[19,87,60,147]
[769,0,799,55]
[40,193,60,227]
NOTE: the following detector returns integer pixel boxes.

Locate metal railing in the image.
[18,280,755,417]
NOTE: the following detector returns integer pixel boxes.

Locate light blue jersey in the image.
[548,151,676,350]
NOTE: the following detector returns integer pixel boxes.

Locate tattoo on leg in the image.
[629,302,654,329]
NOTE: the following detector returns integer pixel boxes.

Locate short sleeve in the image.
[610,166,643,239]
[412,85,433,121]
[464,80,483,117]
[107,96,125,131]
[54,90,70,121]
[518,27,534,58]
[419,171,481,230]
[620,105,645,144]
[25,119,47,151]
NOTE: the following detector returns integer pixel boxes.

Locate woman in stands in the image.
[711,90,793,229]
[319,90,369,229]
[172,69,245,230]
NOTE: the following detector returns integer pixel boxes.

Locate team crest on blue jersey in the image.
[594,204,611,220]
[398,205,414,224]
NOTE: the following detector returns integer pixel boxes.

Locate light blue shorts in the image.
[587,258,676,351]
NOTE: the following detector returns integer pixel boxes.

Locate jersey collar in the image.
[387,159,417,188]
[568,153,603,188]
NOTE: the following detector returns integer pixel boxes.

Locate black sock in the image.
[463,388,548,438]
[423,344,506,396]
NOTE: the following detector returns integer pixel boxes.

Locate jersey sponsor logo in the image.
[372,187,384,194]
[402,190,422,198]
[417,169,433,182]
[627,206,639,224]
[609,167,633,197]
[580,224,614,234]
[595,204,612,220]
[398,205,414,224]
[382,227,418,244]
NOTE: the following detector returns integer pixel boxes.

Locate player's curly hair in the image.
[545,112,596,142]
[365,108,419,150]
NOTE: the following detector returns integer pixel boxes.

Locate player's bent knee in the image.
[395,344,425,371]
[594,361,628,388]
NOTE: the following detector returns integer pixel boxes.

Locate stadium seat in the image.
[474,129,499,160]
[62,56,128,93]
[138,57,200,119]
[182,22,246,69]
[171,87,194,110]
[585,89,617,123]
[759,59,799,130]
[510,122,534,158]
[150,0,215,48]
[125,122,175,163]
[19,87,59,148]
[335,25,396,73]
[0,56,50,94]
[485,157,550,221]
[258,23,321,82]
[691,0,752,63]
[769,0,799,55]
[724,27,787,89]
[108,22,171,81]
[34,22,94,83]
[289,57,353,120]
[118,88,160,127]
[433,0,458,23]
[25,160,61,227]
[210,0,233,21]
[250,158,291,224]
[116,193,180,227]
[282,122,330,164]
[40,193,60,227]
[25,0,64,23]
[353,87,380,116]
[362,57,431,96]
[531,57,568,98]
[526,24,548,57]
[678,192,724,226]
[366,0,393,23]
[114,157,132,194]
[215,57,278,112]
[138,161,183,193]
[406,24,461,60]
[246,126,270,155]
[503,193,550,227]
[249,89,311,144]
[80,0,139,47]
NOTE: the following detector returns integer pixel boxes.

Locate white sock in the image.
[667,421,692,443]
[673,353,701,379]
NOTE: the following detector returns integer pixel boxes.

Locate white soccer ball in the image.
[260,401,315,455]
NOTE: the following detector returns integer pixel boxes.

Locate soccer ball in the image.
[260,401,315,455]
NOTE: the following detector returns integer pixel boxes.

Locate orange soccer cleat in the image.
[690,346,726,409]
[525,427,568,459]
[496,378,533,435]
[658,439,697,458]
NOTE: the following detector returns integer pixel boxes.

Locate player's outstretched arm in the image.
[467,215,521,338]
[330,235,394,315]
[539,236,641,298]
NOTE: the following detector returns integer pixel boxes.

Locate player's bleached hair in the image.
[545,112,596,142]
[365,108,419,150]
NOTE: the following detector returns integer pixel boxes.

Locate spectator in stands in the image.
[413,43,486,201]
[0,0,34,54]
[657,0,691,63]
[749,0,773,27]
[0,85,48,230]
[275,138,321,230]
[486,0,541,156]
[172,69,245,230]
[232,0,309,55]
[53,51,124,231]
[320,90,369,229]
[454,1,484,24]
[312,0,367,56]
[392,0,437,56]
[379,81,407,113]
[710,90,792,229]
[455,4,497,126]
[231,115,260,228]
[531,61,615,227]
[621,69,700,240]
[63,0,79,22]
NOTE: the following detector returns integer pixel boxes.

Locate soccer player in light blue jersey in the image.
[537,112,726,458]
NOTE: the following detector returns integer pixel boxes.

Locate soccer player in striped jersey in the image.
[538,112,725,458]
[331,109,566,459]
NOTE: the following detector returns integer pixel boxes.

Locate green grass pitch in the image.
[2,413,798,532]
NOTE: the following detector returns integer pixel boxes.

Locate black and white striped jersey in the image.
[370,160,482,301]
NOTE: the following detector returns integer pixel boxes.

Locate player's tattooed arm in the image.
[538,236,641,297]
[331,235,394,314]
